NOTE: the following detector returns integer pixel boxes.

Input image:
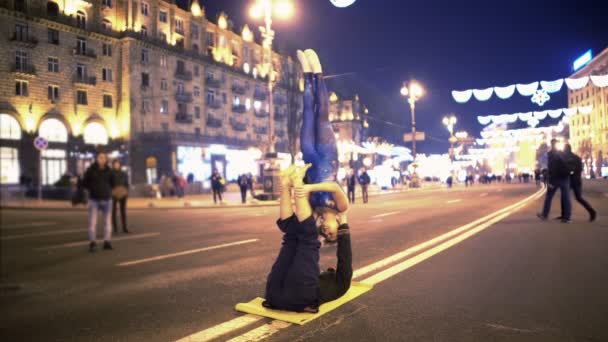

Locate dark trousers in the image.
[240,186,248,203]
[542,178,571,219]
[265,220,320,311]
[567,180,595,216]
[112,196,127,232]
[212,187,222,203]
[347,187,355,203]
[361,185,369,203]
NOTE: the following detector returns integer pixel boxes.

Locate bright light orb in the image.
[330,0,357,8]
[274,0,294,18]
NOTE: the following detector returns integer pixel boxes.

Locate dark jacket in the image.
[565,152,583,186]
[111,169,129,189]
[319,224,352,304]
[83,162,114,200]
[346,175,357,189]
[238,175,249,188]
[358,172,371,186]
[210,173,223,190]
[547,150,569,184]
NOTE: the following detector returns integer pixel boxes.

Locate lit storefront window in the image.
[83,122,109,145]
[177,146,206,182]
[1,114,22,140]
[39,118,68,142]
[0,147,20,184]
[146,156,158,184]
[42,149,66,185]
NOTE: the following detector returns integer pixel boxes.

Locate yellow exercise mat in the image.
[234,282,373,325]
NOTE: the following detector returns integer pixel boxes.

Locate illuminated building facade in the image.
[0,0,299,189]
[328,92,369,164]
[568,47,608,176]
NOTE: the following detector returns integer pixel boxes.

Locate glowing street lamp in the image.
[400,81,424,160]
[443,115,457,159]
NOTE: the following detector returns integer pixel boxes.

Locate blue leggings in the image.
[300,73,339,210]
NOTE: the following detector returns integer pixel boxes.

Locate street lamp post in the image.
[443,115,457,160]
[400,81,424,160]
[249,0,293,200]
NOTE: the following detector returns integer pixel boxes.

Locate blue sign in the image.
[34,136,48,150]
[573,50,592,71]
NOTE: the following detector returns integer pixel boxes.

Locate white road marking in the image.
[446,199,462,204]
[178,188,544,342]
[480,193,488,197]
[118,239,259,267]
[1,221,56,230]
[36,232,161,250]
[1,229,84,240]
[371,211,400,219]
[367,219,383,223]
[175,314,264,342]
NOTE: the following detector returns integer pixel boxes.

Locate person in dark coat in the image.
[538,139,572,223]
[358,168,371,203]
[83,152,115,252]
[345,169,357,204]
[560,144,597,222]
[210,169,223,204]
[111,159,129,234]
[238,173,249,204]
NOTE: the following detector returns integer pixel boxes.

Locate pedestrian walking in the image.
[538,139,572,223]
[83,151,115,252]
[111,159,129,234]
[238,173,249,204]
[345,169,357,204]
[210,169,224,204]
[175,172,186,198]
[247,172,256,198]
[562,144,597,222]
[358,168,371,204]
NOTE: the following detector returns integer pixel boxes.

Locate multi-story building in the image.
[328,91,369,166]
[0,0,300,191]
[567,47,608,177]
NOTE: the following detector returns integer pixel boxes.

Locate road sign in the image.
[33,136,48,150]
[403,132,425,142]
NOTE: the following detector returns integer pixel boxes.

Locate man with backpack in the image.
[560,144,597,222]
[238,173,249,204]
[538,139,572,223]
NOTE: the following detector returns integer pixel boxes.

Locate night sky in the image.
[195,0,608,153]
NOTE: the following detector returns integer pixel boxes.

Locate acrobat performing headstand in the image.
[263,49,352,313]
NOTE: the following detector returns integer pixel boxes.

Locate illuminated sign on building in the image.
[573,50,592,71]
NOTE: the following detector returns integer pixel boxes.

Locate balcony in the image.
[9,33,38,47]
[175,70,193,81]
[72,48,97,59]
[254,126,268,135]
[207,100,223,109]
[206,77,222,88]
[175,92,193,103]
[72,74,97,85]
[11,64,37,76]
[274,95,287,106]
[274,111,287,121]
[254,110,269,118]
[253,90,267,101]
[206,116,223,128]
[275,130,286,138]
[231,84,247,95]
[232,104,247,113]
[176,112,193,124]
[230,118,248,132]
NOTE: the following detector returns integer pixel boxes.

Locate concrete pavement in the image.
[1,181,606,341]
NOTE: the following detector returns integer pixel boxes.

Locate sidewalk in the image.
[0,183,442,211]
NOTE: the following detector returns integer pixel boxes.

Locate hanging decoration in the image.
[527,117,539,127]
[533,110,548,120]
[531,89,550,106]
[516,82,539,96]
[451,90,473,103]
[590,75,608,87]
[472,87,494,101]
[540,79,563,93]
[493,85,516,99]
[477,116,492,125]
[476,105,593,126]
[563,108,577,116]
[564,76,589,90]
[547,109,563,119]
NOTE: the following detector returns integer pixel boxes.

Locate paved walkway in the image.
[0,183,443,210]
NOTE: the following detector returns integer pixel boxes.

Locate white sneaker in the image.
[304,49,322,74]
[297,50,311,73]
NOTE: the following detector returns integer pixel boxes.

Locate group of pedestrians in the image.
[159,172,187,198]
[538,139,597,223]
[344,168,371,204]
[82,151,130,253]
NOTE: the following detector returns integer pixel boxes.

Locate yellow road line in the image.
[118,239,259,267]
[446,199,462,204]
[175,314,264,342]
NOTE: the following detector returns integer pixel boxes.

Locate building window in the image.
[194,65,199,77]
[47,57,59,72]
[160,99,169,114]
[101,19,112,31]
[141,49,149,64]
[192,23,199,39]
[15,80,28,96]
[145,157,157,184]
[141,73,150,87]
[76,64,87,80]
[141,25,147,37]
[76,90,88,105]
[195,127,200,136]
[103,94,113,108]
[222,93,227,104]
[160,79,168,91]
[176,60,185,74]
[194,106,200,118]
[233,96,240,106]
[39,118,68,143]
[141,2,149,16]
[47,28,59,44]
[159,32,167,42]
[206,90,215,103]
[41,149,66,185]
[46,1,59,16]
[194,86,200,97]
[175,37,184,48]
[102,0,112,8]
[177,103,187,114]
[76,37,86,54]
[142,100,150,113]
[0,147,19,184]
[15,50,28,72]
[102,43,112,56]
[176,82,184,94]
[48,85,60,102]
[175,18,184,34]
[192,44,199,54]
[84,122,108,145]
[243,46,249,62]
[0,114,22,140]
[159,10,167,23]
[160,55,167,67]
[14,22,28,41]
[76,11,86,29]
[245,98,251,110]
[206,31,215,47]
[102,68,113,82]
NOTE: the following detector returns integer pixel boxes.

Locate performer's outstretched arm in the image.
[298,182,349,213]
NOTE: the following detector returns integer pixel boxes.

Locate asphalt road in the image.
[1,181,607,342]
